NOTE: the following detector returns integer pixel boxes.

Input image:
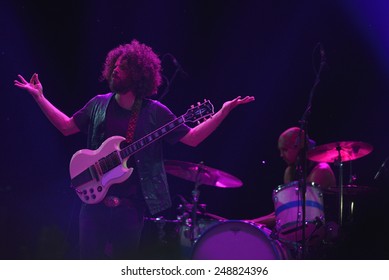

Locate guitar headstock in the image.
[184,99,215,123]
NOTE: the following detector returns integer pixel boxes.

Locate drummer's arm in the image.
[284,166,294,184]
[247,212,276,228]
[249,212,275,223]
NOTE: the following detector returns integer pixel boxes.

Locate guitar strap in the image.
[125,97,143,143]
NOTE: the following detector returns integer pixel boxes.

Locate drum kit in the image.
[145,140,374,260]
[307,140,374,226]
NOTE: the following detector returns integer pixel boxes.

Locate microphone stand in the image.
[296,43,326,259]
[296,120,308,260]
[158,68,180,101]
[158,53,182,101]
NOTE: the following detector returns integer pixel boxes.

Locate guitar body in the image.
[69,136,133,204]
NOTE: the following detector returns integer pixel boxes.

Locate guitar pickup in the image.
[90,164,100,181]
[70,165,99,189]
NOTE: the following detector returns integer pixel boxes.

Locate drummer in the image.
[250,127,336,226]
[278,127,336,189]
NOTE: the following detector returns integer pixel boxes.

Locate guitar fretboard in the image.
[120,116,185,159]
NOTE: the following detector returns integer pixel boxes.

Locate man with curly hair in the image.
[14,39,254,259]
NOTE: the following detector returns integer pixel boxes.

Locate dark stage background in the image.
[1,0,389,259]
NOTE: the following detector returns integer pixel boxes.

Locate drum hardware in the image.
[322,160,376,226]
[190,161,203,244]
[143,216,181,247]
[165,159,243,245]
[313,216,323,228]
[269,230,279,240]
[334,154,345,227]
[153,217,168,245]
[374,156,389,181]
[177,201,207,216]
[323,184,373,195]
[323,221,340,244]
[307,141,373,227]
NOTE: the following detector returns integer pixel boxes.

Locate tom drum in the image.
[273,181,325,242]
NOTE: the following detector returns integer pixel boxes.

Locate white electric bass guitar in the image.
[69,100,214,204]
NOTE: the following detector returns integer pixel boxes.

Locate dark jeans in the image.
[79,202,145,259]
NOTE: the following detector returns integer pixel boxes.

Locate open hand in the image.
[222,95,255,113]
[14,73,43,98]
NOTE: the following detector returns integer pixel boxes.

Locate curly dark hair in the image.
[101,39,162,97]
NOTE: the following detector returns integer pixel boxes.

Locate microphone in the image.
[374,157,389,180]
[157,53,188,101]
[171,56,189,78]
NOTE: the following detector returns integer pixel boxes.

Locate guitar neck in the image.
[120,115,185,159]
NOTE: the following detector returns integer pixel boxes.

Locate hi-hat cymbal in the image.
[307,141,373,163]
[164,160,243,188]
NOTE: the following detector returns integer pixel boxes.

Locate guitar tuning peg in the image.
[197,101,201,106]
[191,104,195,108]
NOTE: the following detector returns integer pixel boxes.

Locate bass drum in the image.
[191,220,290,260]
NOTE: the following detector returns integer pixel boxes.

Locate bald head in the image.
[278,127,306,165]
[278,127,305,149]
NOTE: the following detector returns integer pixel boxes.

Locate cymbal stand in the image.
[295,128,308,260]
[347,161,357,224]
[334,145,344,227]
[190,161,204,245]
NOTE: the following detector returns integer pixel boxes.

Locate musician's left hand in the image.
[222,96,255,113]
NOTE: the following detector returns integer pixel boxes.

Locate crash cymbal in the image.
[307,141,373,163]
[323,185,375,195]
[164,160,243,188]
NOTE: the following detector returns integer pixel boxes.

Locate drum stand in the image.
[334,145,345,227]
[295,129,309,260]
[189,162,204,245]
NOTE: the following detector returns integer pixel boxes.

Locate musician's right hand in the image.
[14,73,43,99]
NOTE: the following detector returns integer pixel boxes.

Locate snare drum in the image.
[191,220,290,260]
[273,181,325,242]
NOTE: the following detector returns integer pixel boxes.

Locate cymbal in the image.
[307,141,373,163]
[164,160,243,188]
[323,185,375,195]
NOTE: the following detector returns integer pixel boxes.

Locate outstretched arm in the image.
[14,73,80,136]
[180,95,255,147]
